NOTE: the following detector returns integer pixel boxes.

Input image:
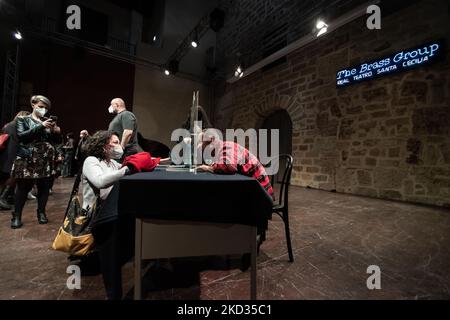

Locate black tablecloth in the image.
[91,167,273,299]
[95,168,273,230]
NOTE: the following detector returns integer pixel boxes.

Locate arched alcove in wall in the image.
[260,109,293,182]
[261,109,293,155]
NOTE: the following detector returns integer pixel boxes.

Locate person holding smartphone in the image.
[10,95,60,228]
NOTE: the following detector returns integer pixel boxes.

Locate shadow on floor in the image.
[123,255,249,300]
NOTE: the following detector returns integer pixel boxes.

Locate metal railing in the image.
[107,36,136,56]
[38,16,136,56]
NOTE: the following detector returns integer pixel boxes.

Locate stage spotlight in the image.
[316,20,327,29]
[14,31,23,40]
[234,65,244,78]
[191,32,199,48]
[153,35,157,42]
[315,20,328,37]
[164,69,170,76]
[317,27,328,37]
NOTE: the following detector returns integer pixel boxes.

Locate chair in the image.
[261,154,294,262]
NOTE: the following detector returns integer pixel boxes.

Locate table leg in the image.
[134,218,142,300]
[251,227,257,300]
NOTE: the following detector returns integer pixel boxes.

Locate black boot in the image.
[0,186,12,210]
[6,186,15,205]
[11,212,23,229]
[37,211,48,224]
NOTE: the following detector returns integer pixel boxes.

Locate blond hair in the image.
[30,95,51,108]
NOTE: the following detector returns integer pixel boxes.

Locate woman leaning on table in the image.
[81,130,169,300]
[11,95,61,229]
[81,130,131,300]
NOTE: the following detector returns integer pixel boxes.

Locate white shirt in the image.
[81,156,128,210]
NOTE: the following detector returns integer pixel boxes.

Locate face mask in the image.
[35,107,47,117]
[108,106,115,114]
[109,145,124,159]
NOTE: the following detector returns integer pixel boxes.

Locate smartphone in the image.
[49,116,58,122]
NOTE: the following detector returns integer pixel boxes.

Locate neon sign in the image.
[336,41,444,87]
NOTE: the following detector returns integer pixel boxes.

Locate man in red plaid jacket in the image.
[197,134,274,200]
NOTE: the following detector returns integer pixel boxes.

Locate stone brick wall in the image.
[216,0,368,73]
[213,0,450,208]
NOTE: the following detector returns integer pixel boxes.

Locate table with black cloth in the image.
[93,167,273,300]
[117,168,273,230]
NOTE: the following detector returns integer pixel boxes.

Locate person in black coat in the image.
[10,95,61,228]
[0,111,30,210]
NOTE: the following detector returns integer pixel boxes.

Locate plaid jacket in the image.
[211,141,274,199]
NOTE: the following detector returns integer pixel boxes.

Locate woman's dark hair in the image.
[82,130,118,160]
[66,132,74,139]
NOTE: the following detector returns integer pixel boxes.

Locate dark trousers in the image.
[92,216,135,300]
[14,177,52,214]
[62,151,73,177]
[1,175,16,197]
[49,178,55,190]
